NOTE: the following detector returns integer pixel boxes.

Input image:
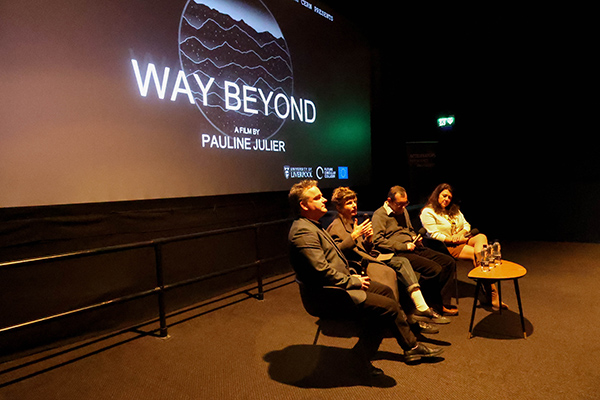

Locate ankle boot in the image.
[490,283,509,311]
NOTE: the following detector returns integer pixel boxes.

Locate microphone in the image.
[413,227,427,243]
[360,258,370,276]
[360,213,372,242]
[465,228,479,238]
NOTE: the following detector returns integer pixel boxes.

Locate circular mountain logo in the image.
[179,0,294,140]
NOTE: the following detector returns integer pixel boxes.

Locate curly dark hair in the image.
[425,183,460,218]
[331,187,357,212]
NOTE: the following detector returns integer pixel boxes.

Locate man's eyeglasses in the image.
[391,200,410,208]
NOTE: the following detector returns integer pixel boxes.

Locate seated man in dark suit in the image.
[288,180,443,376]
[372,185,457,316]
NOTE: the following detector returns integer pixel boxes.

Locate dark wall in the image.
[0,192,293,359]
[0,192,291,262]
[364,4,598,242]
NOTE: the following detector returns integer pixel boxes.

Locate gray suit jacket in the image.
[289,217,367,304]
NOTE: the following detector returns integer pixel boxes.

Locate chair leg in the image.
[312,325,321,345]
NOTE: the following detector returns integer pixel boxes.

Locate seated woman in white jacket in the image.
[420,183,507,310]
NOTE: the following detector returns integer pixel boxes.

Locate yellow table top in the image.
[467,260,527,280]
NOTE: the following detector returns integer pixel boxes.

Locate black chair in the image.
[296,279,361,345]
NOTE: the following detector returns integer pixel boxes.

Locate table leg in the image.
[468,279,482,338]
[514,278,527,338]
[497,280,502,314]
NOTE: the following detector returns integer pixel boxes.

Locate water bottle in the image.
[480,245,490,272]
[486,244,495,270]
[492,241,502,266]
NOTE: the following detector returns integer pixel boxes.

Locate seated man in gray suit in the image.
[288,180,443,377]
[372,185,457,316]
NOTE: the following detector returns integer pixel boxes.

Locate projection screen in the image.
[0,0,372,207]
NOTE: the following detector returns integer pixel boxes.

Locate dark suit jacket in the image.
[326,215,382,269]
[289,217,367,304]
[326,214,400,302]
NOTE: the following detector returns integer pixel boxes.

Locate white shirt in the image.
[420,206,471,242]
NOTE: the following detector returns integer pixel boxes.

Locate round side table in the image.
[467,260,527,338]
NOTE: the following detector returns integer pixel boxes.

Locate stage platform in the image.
[1,241,599,400]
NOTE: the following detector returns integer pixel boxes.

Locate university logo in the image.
[284,166,313,179]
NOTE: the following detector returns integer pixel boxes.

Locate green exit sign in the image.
[437,116,455,128]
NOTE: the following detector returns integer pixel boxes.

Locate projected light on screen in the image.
[0,0,372,207]
[179,0,296,140]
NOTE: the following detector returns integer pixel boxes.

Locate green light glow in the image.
[327,111,370,150]
[437,116,455,127]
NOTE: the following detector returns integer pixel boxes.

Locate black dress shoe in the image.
[366,362,384,377]
[351,347,384,377]
[404,343,444,363]
[411,321,439,334]
[413,308,451,324]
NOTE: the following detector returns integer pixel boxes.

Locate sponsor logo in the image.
[315,166,336,179]
[283,166,313,179]
[284,165,345,180]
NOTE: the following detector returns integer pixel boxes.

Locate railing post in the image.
[255,226,264,300]
[154,244,169,338]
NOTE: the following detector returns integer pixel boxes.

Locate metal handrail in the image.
[0,218,292,339]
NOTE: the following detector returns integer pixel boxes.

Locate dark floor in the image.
[1,241,600,400]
